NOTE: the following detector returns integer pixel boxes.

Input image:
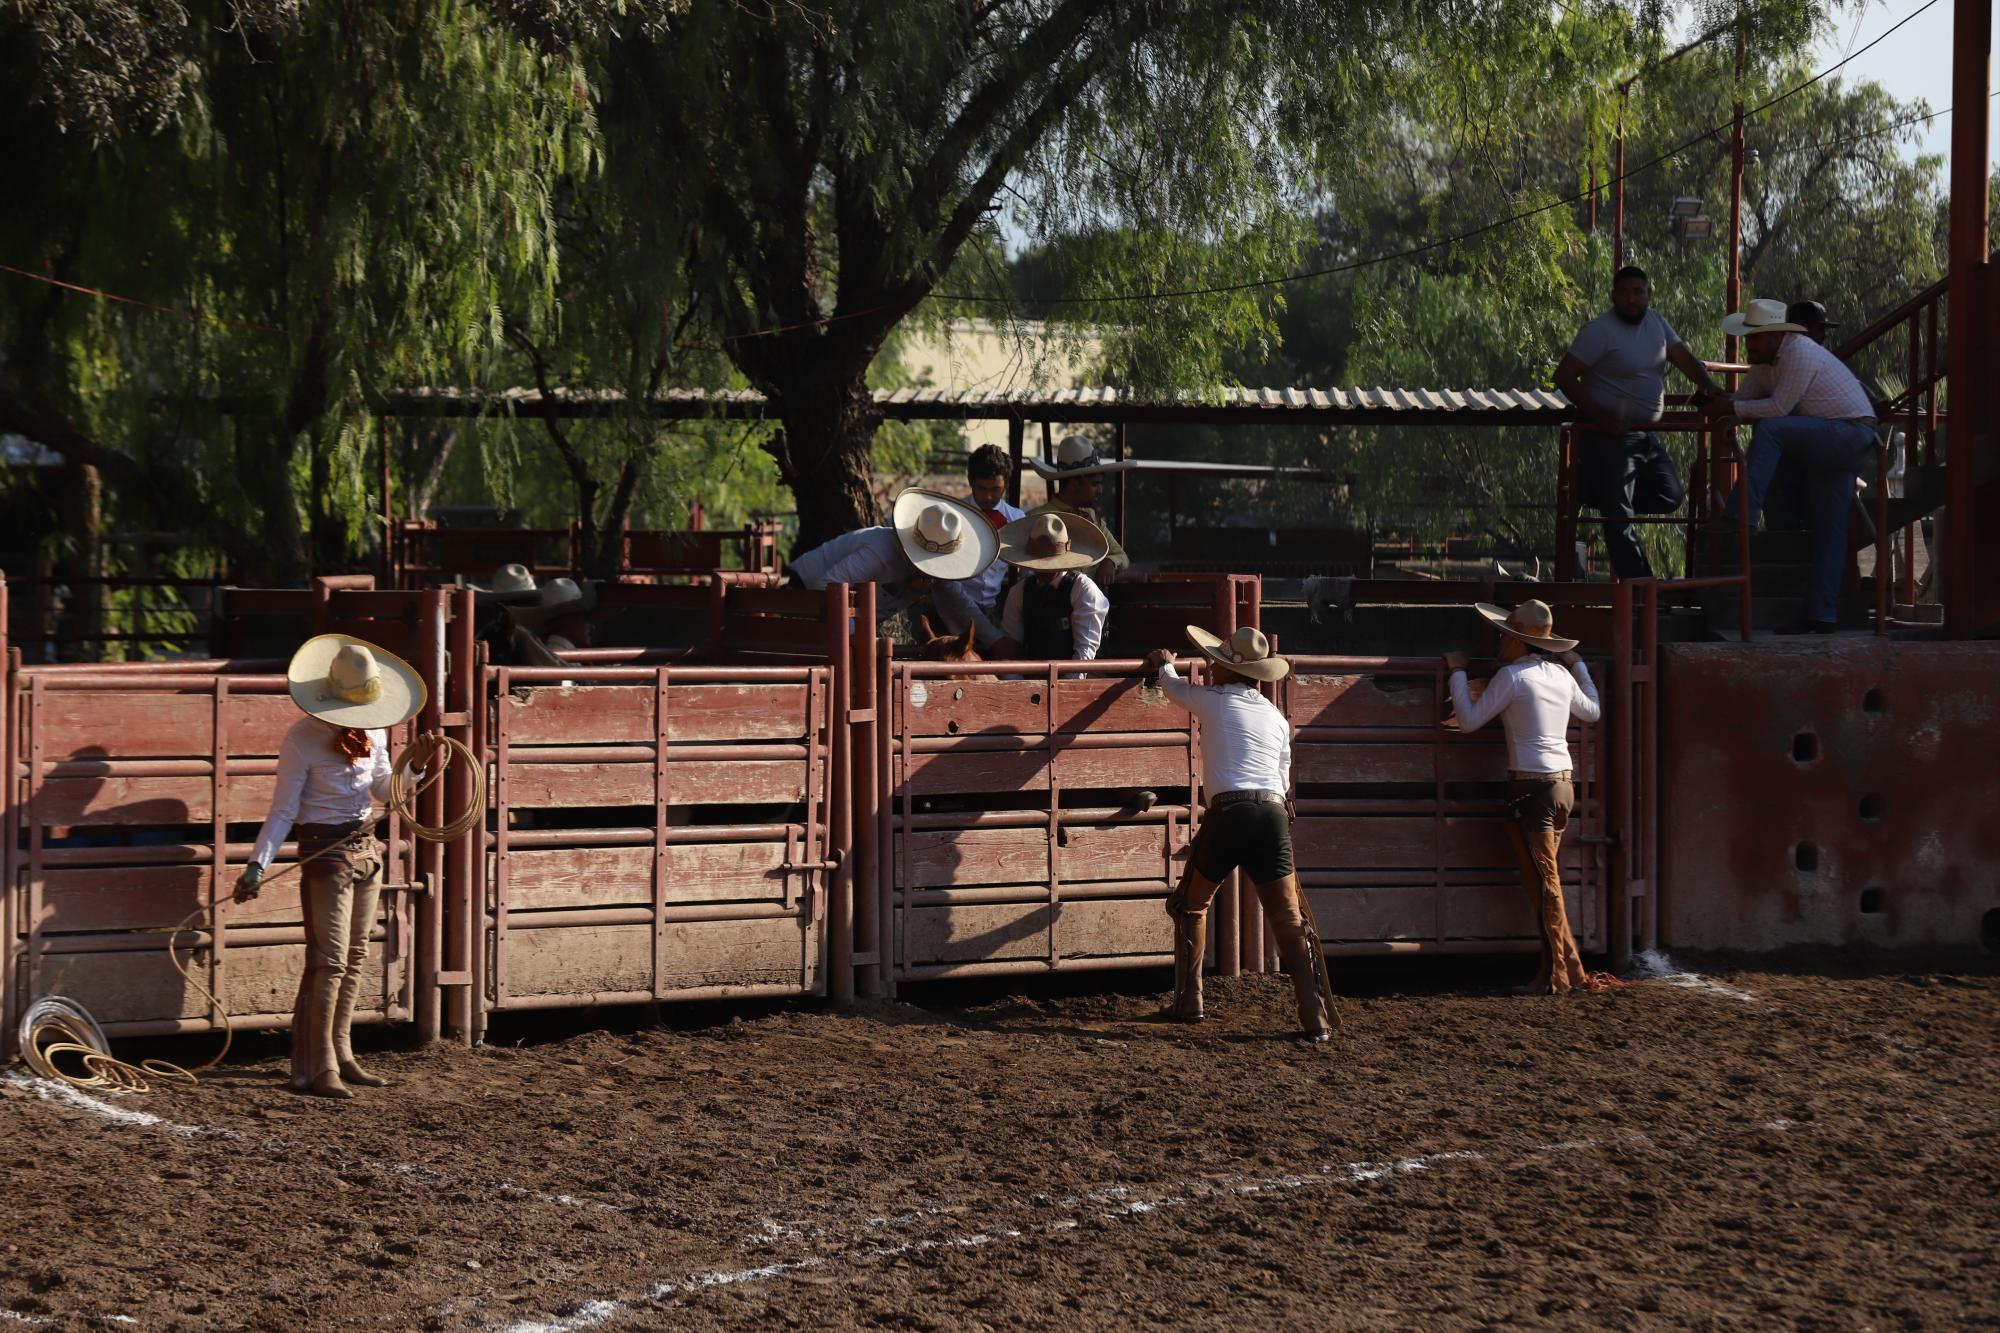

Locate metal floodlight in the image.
[1670,194,1704,219]
[1677,215,1714,241]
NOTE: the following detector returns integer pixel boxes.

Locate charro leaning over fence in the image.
[232,636,441,1100]
[1143,625,1333,1042]
[1443,601,1602,996]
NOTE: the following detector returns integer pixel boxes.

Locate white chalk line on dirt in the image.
[498,1125,1808,1333]
[0,1069,627,1216]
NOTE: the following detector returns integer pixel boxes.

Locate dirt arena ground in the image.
[2,953,1995,1331]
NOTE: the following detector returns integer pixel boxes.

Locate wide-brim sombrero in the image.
[286,634,427,730]
[998,510,1109,572]
[1474,601,1578,653]
[890,488,1000,582]
[1185,623,1290,682]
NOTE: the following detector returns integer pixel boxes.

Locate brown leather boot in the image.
[308,1069,353,1100]
[332,974,389,1088]
[289,984,311,1092]
[1260,876,1332,1041]
[1531,830,1589,993]
[1162,907,1208,1022]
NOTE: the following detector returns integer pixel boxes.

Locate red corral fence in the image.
[3,570,1664,1056]
[3,581,461,1052]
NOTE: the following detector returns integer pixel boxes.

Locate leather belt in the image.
[1508,770,1572,782]
[1209,789,1285,810]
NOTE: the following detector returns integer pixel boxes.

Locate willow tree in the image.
[0,0,592,583]
[500,1,1424,552]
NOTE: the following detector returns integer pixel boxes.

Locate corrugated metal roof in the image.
[382,383,1577,425]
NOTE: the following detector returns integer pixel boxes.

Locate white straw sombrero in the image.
[889,488,1000,582]
[286,635,427,730]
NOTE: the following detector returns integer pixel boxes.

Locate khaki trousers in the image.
[1505,777,1588,994]
[292,827,384,1081]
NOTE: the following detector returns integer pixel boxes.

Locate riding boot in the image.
[1271,931,1331,1041]
[289,983,311,1092]
[1165,908,1208,1022]
[331,973,388,1087]
[333,861,388,1087]
[1259,877,1332,1041]
[1531,829,1588,993]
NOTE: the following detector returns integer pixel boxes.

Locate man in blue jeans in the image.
[1554,266,1729,579]
[1704,299,1879,634]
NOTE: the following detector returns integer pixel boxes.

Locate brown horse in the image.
[913,614,997,682]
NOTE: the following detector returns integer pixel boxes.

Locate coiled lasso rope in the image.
[16,735,485,1093]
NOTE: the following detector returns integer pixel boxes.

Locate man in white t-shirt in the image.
[1142,625,1333,1041]
[1444,600,1602,996]
[1554,266,1728,579]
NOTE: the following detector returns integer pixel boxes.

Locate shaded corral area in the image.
[1,956,1994,1330]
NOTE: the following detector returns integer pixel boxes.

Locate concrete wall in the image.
[1660,636,2000,952]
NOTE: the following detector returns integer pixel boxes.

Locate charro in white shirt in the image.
[999,571,1110,660]
[1156,660,1291,795]
[249,717,398,870]
[1448,656,1602,773]
[787,526,906,590]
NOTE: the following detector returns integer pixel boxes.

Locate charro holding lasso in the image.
[233,636,442,1100]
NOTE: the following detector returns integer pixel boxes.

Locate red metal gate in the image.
[472,662,837,1032]
[1277,655,1605,955]
[877,657,1199,986]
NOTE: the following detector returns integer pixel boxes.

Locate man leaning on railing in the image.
[1554,265,1729,580]
[1699,299,1879,636]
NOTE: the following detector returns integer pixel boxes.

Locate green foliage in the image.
[0,0,591,582]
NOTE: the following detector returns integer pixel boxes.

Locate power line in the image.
[0,0,1963,342]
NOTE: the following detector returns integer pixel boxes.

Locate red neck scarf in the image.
[333,727,372,763]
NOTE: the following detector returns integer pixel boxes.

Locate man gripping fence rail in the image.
[233,637,440,1099]
[1443,601,1602,995]
[1143,626,1333,1042]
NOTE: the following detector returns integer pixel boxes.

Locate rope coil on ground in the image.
[14,734,484,1093]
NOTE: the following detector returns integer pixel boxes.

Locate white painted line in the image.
[0,1070,624,1215]
[0,1313,52,1326]
[499,1146,1541,1333]
[500,1117,1815,1333]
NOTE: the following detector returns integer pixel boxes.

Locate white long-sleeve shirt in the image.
[1000,572,1108,660]
[1450,657,1602,774]
[788,526,906,590]
[249,716,396,869]
[1157,660,1291,797]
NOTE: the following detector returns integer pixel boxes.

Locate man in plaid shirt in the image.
[1705,299,1878,634]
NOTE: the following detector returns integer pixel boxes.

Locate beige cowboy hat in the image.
[1474,599,1578,653]
[1027,434,1112,480]
[997,510,1109,573]
[1721,297,1809,338]
[287,634,427,730]
[1185,623,1290,682]
[889,488,1000,582]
